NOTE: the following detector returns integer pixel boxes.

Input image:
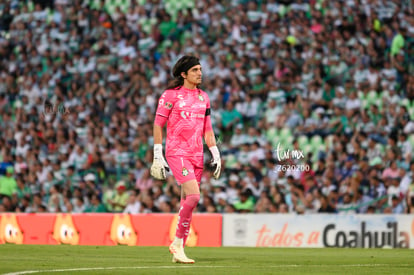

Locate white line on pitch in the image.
[3,263,413,275]
[268,264,412,267]
[2,266,240,275]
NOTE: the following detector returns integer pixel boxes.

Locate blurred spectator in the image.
[15,195,31,213]
[47,185,65,213]
[0,166,17,199]
[390,195,405,214]
[141,193,160,213]
[135,168,153,192]
[84,194,106,213]
[318,195,337,213]
[83,173,102,199]
[233,190,255,213]
[72,196,86,213]
[0,0,413,215]
[25,193,47,213]
[107,181,129,213]
[123,189,141,214]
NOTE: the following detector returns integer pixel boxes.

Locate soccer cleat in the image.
[172,255,195,263]
[169,242,195,264]
[170,253,195,264]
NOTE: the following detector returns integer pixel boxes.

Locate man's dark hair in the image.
[166,55,200,89]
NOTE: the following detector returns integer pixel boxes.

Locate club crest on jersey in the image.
[182,167,189,176]
[198,94,204,101]
[165,102,173,109]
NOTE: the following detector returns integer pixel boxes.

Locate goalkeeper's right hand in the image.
[150,144,170,180]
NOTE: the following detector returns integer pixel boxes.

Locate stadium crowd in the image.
[0,0,414,215]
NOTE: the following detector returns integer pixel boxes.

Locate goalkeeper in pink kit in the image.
[150,55,221,264]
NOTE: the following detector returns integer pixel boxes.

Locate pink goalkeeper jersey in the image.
[156,86,211,157]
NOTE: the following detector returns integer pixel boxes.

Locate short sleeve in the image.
[156,90,176,118]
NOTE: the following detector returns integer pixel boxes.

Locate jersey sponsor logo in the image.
[180,111,205,119]
[165,102,173,109]
[180,111,189,119]
[193,103,206,108]
[178,101,186,108]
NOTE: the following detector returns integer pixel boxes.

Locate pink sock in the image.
[176,194,200,240]
[183,211,192,245]
[179,198,190,245]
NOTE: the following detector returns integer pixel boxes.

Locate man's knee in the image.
[184,194,200,208]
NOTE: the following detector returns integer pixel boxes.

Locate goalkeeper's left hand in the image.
[209,146,221,179]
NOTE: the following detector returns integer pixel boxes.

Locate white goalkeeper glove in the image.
[209,146,221,179]
[150,144,170,180]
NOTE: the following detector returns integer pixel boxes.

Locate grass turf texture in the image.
[0,245,413,275]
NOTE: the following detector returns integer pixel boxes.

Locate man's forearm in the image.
[153,124,163,145]
[204,130,216,148]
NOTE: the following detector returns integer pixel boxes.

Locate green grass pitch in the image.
[0,245,413,275]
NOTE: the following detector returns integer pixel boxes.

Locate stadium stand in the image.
[0,0,413,215]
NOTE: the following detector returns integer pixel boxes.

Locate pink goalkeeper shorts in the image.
[166,155,204,185]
